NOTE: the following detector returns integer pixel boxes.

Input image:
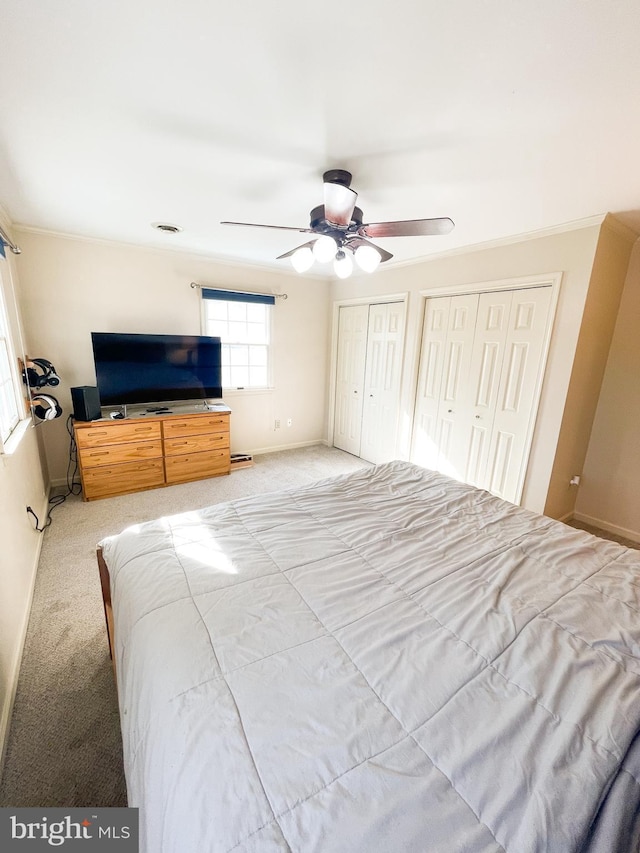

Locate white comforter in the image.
[100,461,640,852]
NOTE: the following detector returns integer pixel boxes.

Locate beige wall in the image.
[0,231,49,773]
[543,217,637,520]
[13,230,332,484]
[330,223,603,514]
[3,212,638,777]
[574,238,640,540]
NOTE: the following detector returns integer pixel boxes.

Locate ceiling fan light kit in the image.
[354,244,382,273]
[312,235,338,263]
[221,170,454,279]
[333,249,354,279]
[290,245,315,273]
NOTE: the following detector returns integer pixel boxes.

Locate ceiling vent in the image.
[151,222,183,234]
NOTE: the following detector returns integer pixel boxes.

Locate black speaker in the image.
[71,386,101,421]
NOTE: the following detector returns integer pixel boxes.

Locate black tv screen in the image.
[91,332,223,406]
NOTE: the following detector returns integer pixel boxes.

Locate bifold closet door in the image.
[359,302,405,464]
[411,286,552,504]
[333,304,369,457]
[482,286,553,501]
[459,290,515,489]
[411,293,478,477]
[334,301,405,463]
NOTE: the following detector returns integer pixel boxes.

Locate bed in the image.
[97,460,640,852]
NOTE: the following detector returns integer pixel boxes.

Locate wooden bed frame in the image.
[97,546,116,676]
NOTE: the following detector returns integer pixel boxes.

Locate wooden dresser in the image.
[75,410,230,500]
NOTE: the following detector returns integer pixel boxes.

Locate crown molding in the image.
[379,214,608,272]
[0,203,14,233]
[600,213,640,243]
[11,213,618,282]
[11,223,334,282]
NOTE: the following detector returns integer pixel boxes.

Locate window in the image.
[201,289,274,390]
[0,258,23,445]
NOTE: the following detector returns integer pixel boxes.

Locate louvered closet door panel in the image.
[360,302,405,464]
[333,305,369,456]
[460,291,513,487]
[485,286,552,503]
[436,293,479,480]
[411,297,451,470]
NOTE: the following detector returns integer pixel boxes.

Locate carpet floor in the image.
[0,445,370,807]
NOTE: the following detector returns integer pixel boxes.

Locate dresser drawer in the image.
[164,448,230,484]
[79,439,163,469]
[163,431,229,456]
[82,459,165,500]
[75,421,161,448]
[75,409,231,499]
[162,414,229,438]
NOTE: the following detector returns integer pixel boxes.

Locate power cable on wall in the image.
[26,415,82,532]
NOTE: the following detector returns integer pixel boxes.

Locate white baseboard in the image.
[49,476,83,489]
[242,439,328,456]
[0,491,48,781]
[555,511,575,523]
[571,511,640,544]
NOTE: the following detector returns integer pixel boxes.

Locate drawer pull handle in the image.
[89,450,109,457]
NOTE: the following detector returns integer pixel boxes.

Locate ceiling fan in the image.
[221,169,454,278]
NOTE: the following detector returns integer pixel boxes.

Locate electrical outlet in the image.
[274,419,280,429]
[287,418,292,427]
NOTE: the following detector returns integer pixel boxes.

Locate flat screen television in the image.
[91,332,223,407]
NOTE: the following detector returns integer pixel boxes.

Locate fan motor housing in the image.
[309,205,363,232]
[322,169,352,187]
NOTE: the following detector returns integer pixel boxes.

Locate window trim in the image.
[0,258,27,450]
[200,288,275,392]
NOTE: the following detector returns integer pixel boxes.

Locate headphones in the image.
[32,394,63,421]
[23,358,61,388]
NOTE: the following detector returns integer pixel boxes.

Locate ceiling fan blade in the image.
[323,182,358,227]
[276,240,316,260]
[221,221,314,234]
[345,235,394,263]
[359,217,455,238]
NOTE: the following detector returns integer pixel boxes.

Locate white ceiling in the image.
[1,0,640,272]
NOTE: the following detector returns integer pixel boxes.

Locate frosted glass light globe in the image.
[312,235,337,263]
[355,244,382,273]
[333,250,353,279]
[291,246,314,273]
